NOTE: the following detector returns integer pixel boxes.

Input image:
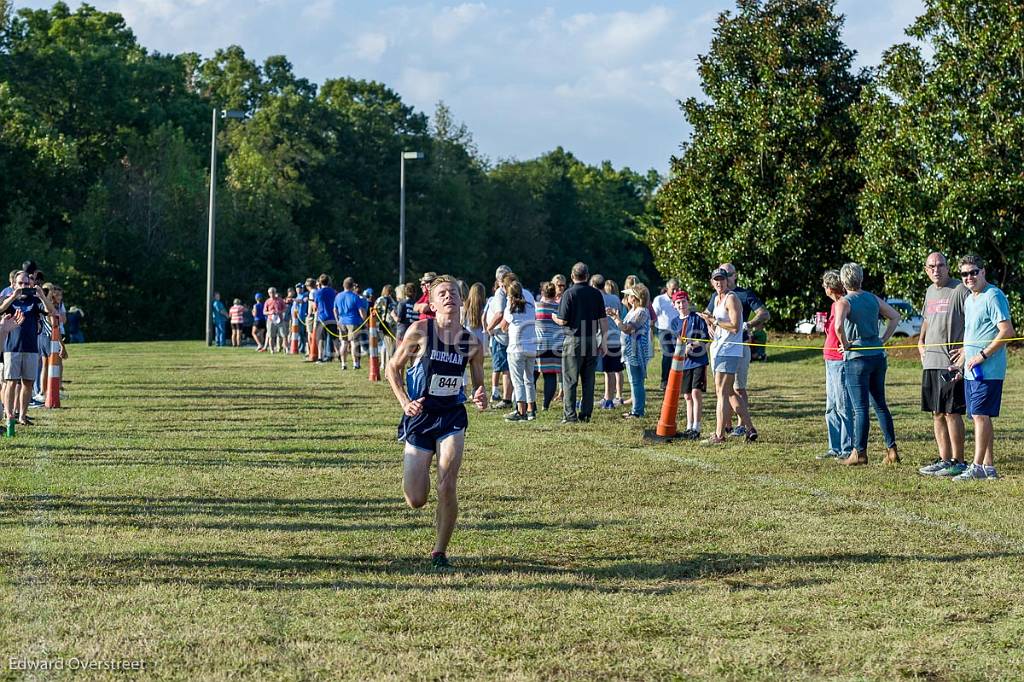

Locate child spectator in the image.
[229,299,246,347]
[670,291,710,439]
[251,292,267,351]
[611,284,652,419]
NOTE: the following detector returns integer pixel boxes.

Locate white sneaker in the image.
[953,463,987,481]
[918,459,949,476]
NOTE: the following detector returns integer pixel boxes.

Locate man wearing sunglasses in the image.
[917,252,970,477]
[951,254,1015,481]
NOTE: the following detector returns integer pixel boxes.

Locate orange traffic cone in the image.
[308,320,320,362]
[368,308,380,382]
[655,319,688,437]
[44,315,61,408]
[289,306,300,355]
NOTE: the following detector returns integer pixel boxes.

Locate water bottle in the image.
[5,418,14,438]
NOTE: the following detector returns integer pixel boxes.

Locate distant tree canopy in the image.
[0,2,658,340]
[644,0,865,323]
[647,0,1024,325]
[5,0,1023,338]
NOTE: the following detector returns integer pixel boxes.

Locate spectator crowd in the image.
[215,250,1015,480]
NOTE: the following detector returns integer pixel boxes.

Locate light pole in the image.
[398,150,424,285]
[205,108,245,345]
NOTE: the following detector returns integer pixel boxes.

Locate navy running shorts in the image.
[398,405,468,452]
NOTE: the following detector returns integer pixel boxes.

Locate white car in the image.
[883,298,922,337]
[794,298,922,337]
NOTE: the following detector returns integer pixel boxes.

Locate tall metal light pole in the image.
[205,108,245,345]
[398,150,424,286]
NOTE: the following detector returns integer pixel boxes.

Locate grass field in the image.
[2,340,1023,680]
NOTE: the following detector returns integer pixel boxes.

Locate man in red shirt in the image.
[413,272,438,320]
[263,287,289,354]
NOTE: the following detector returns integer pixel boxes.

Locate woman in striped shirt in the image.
[229,299,246,347]
[534,281,565,411]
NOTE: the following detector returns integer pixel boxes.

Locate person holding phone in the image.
[0,271,56,426]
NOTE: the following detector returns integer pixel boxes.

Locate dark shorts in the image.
[253,319,267,331]
[398,405,468,452]
[682,365,707,393]
[602,346,623,373]
[323,321,339,337]
[966,379,1002,417]
[921,369,966,414]
[231,322,244,331]
[490,337,509,372]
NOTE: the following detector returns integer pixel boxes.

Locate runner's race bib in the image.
[428,374,463,397]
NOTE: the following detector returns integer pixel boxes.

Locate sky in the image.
[18,0,924,174]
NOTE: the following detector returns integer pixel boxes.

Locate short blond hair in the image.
[428,274,458,298]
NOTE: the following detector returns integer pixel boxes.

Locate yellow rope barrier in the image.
[316,315,370,339]
[677,336,1024,352]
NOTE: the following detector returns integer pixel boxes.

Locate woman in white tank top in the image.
[699,268,758,444]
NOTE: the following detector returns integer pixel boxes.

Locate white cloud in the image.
[353,32,388,63]
[432,3,488,43]
[398,67,451,106]
[583,7,673,61]
[301,0,335,24]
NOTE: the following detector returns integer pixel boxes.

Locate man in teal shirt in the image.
[953,254,1015,480]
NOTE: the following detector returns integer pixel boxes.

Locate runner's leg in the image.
[403,444,433,509]
[434,431,464,555]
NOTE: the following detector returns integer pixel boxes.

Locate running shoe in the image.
[935,461,968,478]
[817,451,842,461]
[686,430,701,440]
[679,428,695,439]
[527,411,537,421]
[354,363,361,370]
[600,399,614,410]
[983,466,1000,480]
[490,391,501,402]
[918,459,949,475]
[745,428,759,443]
[505,412,528,422]
[491,400,514,410]
[953,463,987,481]
[612,397,625,407]
[430,552,452,570]
[730,426,747,437]
[622,412,642,419]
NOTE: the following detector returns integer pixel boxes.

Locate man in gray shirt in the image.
[917,251,970,477]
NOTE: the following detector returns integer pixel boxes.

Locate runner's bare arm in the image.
[468,334,488,411]
[386,320,426,415]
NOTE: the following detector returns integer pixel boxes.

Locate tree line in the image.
[646,0,1024,325]
[0,1,658,340]
[2,0,1021,339]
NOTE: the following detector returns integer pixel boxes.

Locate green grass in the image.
[2,341,1023,680]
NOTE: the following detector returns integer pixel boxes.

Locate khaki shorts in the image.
[736,344,751,390]
[341,323,361,341]
[3,352,40,382]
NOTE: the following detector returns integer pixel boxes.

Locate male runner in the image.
[386,275,487,568]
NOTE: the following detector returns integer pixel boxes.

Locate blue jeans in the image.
[628,362,646,416]
[843,354,896,452]
[824,360,853,455]
[215,320,227,346]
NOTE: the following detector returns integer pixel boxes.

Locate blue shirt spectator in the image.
[334,289,368,325]
[313,286,337,322]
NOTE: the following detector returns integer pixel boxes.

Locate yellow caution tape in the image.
[677,336,1024,352]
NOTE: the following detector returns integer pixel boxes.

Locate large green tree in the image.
[644,0,865,323]
[854,0,1024,316]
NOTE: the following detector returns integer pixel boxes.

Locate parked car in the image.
[883,298,922,337]
[794,298,921,337]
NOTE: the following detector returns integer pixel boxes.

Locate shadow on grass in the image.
[0,449,373,469]
[0,493,601,535]
[4,549,1016,595]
